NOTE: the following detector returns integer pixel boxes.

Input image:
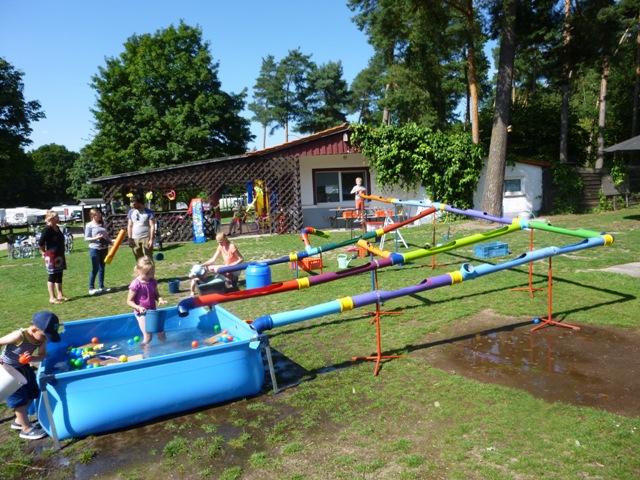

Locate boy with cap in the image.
[0,311,62,440]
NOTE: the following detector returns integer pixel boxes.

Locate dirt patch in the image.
[409,309,640,418]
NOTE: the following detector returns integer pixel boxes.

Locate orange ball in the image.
[91,337,99,344]
[19,352,31,364]
[191,340,199,348]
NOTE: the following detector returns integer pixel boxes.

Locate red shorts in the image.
[355,199,365,211]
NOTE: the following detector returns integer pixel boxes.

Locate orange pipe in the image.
[105,229,126,265]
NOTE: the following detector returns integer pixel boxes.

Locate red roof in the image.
[247,123,355,157]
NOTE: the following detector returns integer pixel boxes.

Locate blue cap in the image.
[32,311,62,343]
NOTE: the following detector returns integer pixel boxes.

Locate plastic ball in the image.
[533,317,540,324]
[133,336,141,343]
[221,336,229,343]
[191,340,199,348]
[227,335,234,342]
[127,338,134,345]
[91,337,99,344]
[214,325,220,332]
[93,345,101,351]
[221,330,228,335]
[119,355,128,363]
[74,359,83,367]
[19,353,31,364]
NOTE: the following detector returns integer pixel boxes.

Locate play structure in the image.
[34,195,614,443]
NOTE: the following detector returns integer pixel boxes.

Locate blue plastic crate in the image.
[474,241,509,258]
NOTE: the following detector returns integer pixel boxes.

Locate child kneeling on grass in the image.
[0,311,62,440]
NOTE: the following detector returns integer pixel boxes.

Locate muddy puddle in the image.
[412,310,640,418]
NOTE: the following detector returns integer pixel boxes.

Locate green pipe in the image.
[402,223,522,262]
[528,221,601,238]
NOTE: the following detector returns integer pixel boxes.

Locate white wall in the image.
[299,153,543,227]
[473,160,543,216]
[299,153,424,207]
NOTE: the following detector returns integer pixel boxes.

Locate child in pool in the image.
[126,256,167,345]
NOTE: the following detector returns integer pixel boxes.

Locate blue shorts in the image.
[5,365,38,409]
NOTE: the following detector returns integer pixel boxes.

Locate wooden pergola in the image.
[89,153,302,242]
[88,123,355,241]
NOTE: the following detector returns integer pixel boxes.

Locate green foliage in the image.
[66,146,104,200]
[0,57,45,207]
[28,143,78,205]
[594,189,614,213]
[89,21,252,174]
[250,49,351,141]
[350,123,483,208]
[550,162,584,214]
[296,61,350,134]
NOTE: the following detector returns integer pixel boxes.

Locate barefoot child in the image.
[0,311,62,440]
[126,256,167,345]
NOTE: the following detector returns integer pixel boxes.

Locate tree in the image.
[0,57,45,207]
[67,147,104,200]
[297,61,351,134]
[271,49,314,142]
[248,55,279,149]
[482,0,517,218]
[29,144,78,205]
[89,22,253,174]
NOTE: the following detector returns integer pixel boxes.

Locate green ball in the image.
[133,336,141,343]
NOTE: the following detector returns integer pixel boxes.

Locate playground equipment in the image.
[33,194,615,442]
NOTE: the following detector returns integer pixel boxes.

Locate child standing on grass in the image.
[0,311,62,440]
[126,256,167,345]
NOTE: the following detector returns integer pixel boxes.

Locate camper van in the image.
[5,207,47,225]
[51,205,82,222]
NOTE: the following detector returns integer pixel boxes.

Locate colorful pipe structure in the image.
[361,194,604,239]
[250,234,614,333]
[177,206,438,315]
[178,201,610,317]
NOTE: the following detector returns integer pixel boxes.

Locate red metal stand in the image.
[355,267,403,375]
[352,301,403,376]
[511,228,543,297]
[426,212,444,269]
[530,257,580,332]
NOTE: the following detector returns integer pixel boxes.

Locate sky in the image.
[0,0,375,153]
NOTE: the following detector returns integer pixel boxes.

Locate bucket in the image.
[144,310,165,333]
[0,364,27,403]
[337,254,350,269]
[246,262,271,289]
[168,279,180,294]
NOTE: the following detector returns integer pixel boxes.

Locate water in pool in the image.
[54,325,236,374]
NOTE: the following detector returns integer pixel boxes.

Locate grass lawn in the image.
[0,207,639,479]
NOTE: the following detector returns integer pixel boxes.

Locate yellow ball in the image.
[119,355,128,363]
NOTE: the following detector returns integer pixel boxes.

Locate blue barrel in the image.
[245,262,272,289]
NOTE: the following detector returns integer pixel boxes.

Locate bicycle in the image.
[61,224,74,254]
[11,235,34,260]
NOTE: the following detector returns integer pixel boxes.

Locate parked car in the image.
[71,211,82,222]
